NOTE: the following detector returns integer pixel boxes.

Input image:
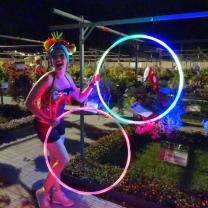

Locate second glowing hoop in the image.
[95,34,184,125]
[44,107,131,195]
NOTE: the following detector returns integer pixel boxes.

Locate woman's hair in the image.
[48,43,70,64]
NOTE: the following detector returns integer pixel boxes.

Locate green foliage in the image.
[185,68,208,99]
[85,129,123,161]
[0,104,30,120]
[0,115,33,131]
[133,143,183,185]
[0,104,32,130]
[182,99,208,126]
[104,63,136,86]
[188,149,208,192]
[65,126,134,185]
[51,31,63,41]
[194,68,208,89]
[68,64,80,79]
[83,64,95,78]
[65,128,208,207]
[158,68,179,88]
[0,63,9,82]
[8,74,32,103]
[194,149,208,172]
[190,171,208,192]
[68,64,95,80]
[100,63,137,109]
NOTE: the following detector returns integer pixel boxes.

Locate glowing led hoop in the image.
[44,107,131,195]
[95,34,184,125]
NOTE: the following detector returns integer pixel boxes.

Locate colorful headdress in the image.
[43,32,76,64]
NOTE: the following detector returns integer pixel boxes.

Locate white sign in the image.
[0,82,8,89]
[84,101,98,113]
[15,63,25,70]
[159,142,188,167]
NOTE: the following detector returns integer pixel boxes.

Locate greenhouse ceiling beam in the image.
[50,8,132,38]
[50,10,208,30]
[0,44,42,48]
[0,34,42,43]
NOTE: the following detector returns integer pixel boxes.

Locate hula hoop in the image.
[95,34,184,125]
[44,107,131,195]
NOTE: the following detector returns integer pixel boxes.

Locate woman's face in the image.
[51,49,67,71]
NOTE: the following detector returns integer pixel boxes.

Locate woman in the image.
[26,35,98,208]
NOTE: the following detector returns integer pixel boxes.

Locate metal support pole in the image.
[94,49,97,67]
[79,17,85,160]
[159,50,162,68]
[118,45,120,63]
[0,87,3,105]
[135,54,138,77]
[135,44,139,79]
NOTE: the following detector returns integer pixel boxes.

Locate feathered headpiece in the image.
[43,32,76,64]
[43,32,76,55]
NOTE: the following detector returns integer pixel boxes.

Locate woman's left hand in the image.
[48,117,60,127]
[90,74,100,87]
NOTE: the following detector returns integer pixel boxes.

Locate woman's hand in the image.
[48,118,60,127]
[90,74,100,88]
[70,74,100,103]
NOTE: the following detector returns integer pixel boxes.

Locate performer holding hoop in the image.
[26,33,98,208]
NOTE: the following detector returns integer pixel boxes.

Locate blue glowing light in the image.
[153,11,208,22]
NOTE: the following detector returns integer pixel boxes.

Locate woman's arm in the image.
[69,74,99,103]
[25,73,56,125]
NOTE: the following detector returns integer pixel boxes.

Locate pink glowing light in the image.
[44,107,131,195]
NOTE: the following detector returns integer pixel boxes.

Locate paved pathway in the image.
[0,113,125,208]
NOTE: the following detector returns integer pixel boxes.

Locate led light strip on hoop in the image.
[44,107,131,195]
[95,34,184,125]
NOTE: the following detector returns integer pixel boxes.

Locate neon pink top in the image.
[39,73,73,121]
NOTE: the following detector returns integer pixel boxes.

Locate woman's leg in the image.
[43,135,69,194]
[48,135,65,191]
[46,135,74,206]
[49,152,61,191]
